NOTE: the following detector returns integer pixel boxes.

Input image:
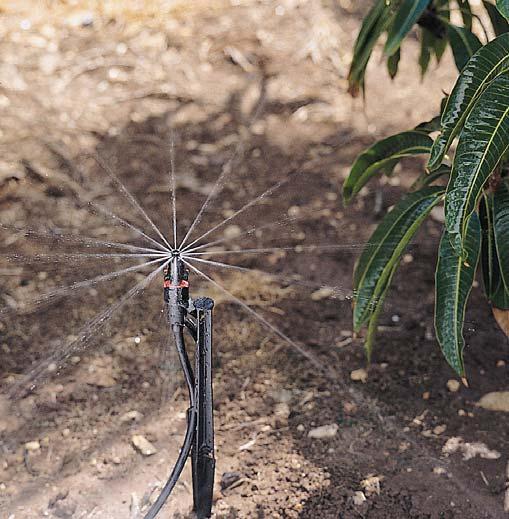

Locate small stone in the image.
[220,471,242,490]
[62,429,71,438]
[223,225,241,239]
[86,369,116,388]
[120,411,144,423]
[433,424,447,435]
[477,392,509,412]
[343,402,357,415]
[274,402,290,422]
[433,466,447,475]
[422,391,430,400]
[352,491,367,506]
[70,356,80,365]
[361,475,382,495]
[296,424,305,432]
[458,409,466,416]
[311,287,335,301]
[350,368,368,383]
[496,360,506,367]
[308,423,338,439]
[446,379,460,392]
[131,435,157,456]
[112,456,121,465]
[268,388,293,404]
[25,441,40,451]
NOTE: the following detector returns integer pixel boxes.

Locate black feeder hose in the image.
[143,326,195,519]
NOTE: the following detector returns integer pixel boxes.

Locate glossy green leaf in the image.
[344,131,433,203]
[435,214,481,376]
[428,33,509,170]
[434,32,448,62]
[446,24,482,71]
[354,186,445,331]
[483,1,509,35]
[387,48,401,78]
[384,0,429,56]
[480,192,509,308]
[419,28,434,76]
[493,179,509,290]
[445,74,509,255]
[497,0,509,19]
[348,0,394,96]
[414,114,442,134]
[411,164,451,190]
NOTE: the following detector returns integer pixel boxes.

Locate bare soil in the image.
[0,1,508,518]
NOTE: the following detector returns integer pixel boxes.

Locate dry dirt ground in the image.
[0,1,508,518]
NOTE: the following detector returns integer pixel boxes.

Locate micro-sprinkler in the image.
[144,250,215,519]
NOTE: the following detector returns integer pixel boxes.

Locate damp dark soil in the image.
[0,2,508,518]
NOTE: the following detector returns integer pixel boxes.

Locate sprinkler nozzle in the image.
[164,256,189,326]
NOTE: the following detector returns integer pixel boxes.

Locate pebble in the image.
[433,424,447,435]
[307,423,338,439]
[296,424,305,432]
[446,379,460,392]
[274,402,290,422]
[311,287,335,301]
[62,429,71,437]
[131,435,157,456]
[223,225,241,239]
[350,368,368,383]
[361,475,382,495]
[477,392,509,412]
[120,411,144,423]
[24,441,40,451]
[352,491,367,505]
[443,436,501,460]
[343,402,357,415]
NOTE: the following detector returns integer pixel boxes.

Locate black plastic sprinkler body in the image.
[144,253,215,519]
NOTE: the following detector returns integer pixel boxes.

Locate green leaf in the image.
[384,0,430,56]
[497,0,509,19]
[445,74,509,255]
[348,0,394,96]
[419,28,434,76]
[411,164,451,190]
[428,33,509,170]
[480,192,509,308]
[483,1,509,35]
[414,114,442,133]
[387,48,401,78]
[353,186,445,331]
[446,24,482,71]
[344,131,433,203]
[434,32,448,62]
[435,214,481,376]
[493,179,509,290]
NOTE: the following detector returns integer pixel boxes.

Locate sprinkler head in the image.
[164,254,190,326]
